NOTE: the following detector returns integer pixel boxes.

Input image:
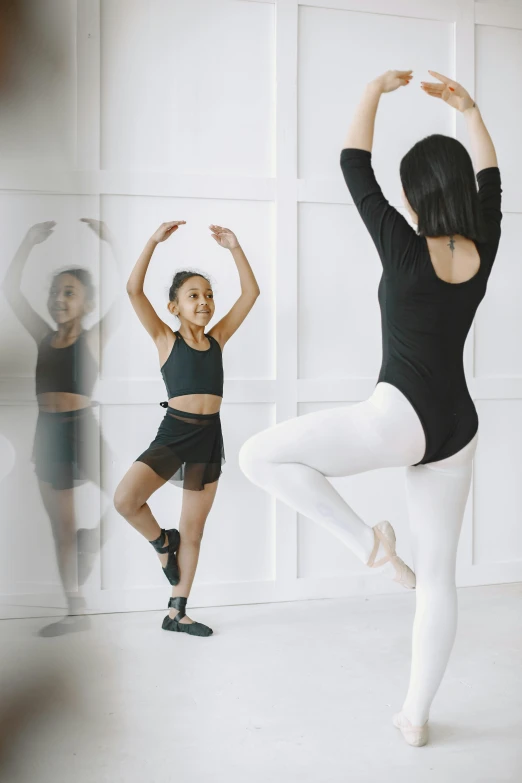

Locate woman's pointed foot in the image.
[393,711,429,746]
[366,520,416,589]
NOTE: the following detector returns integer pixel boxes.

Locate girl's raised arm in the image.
[127,221,185,347]
[2,222,54,344]
[207,225,260,348]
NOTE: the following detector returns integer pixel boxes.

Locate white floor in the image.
[0,583,521,783]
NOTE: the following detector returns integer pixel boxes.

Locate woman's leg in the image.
[400,433,478,726]
[169,479,219,624]
[113,461,168,565]
[239,383,426,565]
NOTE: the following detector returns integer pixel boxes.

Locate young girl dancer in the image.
[239,70,501,745]
[2,218,119,636]
[114,221,259,636]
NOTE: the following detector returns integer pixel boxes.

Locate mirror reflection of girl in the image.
[240,70,501,746]
[2,219,119,636]
[114,222,259,636]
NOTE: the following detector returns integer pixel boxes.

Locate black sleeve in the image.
[476,167,502,263]
[340,147,417,273]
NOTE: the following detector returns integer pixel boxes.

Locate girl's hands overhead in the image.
[151,221,186,245]
[80,217,112,242]
[26,221,56,245]
[372,70,413,94]
[209,225,239,250]
[421,71,475,113]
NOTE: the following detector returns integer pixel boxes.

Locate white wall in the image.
[1,0,521,618]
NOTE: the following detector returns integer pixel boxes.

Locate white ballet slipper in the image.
[366,520,416,589]
[393,711,429,747]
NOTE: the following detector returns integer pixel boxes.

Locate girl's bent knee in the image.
[113,486,138,519]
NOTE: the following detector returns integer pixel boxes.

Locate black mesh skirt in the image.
[135,406,225,491]
[32,406,100,490]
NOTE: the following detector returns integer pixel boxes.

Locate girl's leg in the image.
[38,480,77,595]
[239,383,426,565]
[400,433,478,726]
[113,462,168,566]
[169,479,219,624]
[37,480,89,635]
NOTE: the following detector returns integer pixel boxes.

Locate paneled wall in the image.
[0,0,521,618]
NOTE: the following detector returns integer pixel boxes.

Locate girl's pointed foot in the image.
[149,528,180,585]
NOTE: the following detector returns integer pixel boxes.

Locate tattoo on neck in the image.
[448,236,456,255]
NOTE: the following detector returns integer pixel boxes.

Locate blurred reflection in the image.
[1,218,121,635]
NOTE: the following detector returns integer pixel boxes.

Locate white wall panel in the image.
[476,24,522,211]
[473,401,522,564]
[474,215,522,377]
[298,4,453,203]
[298,202,383,380]
[100,0,275,175]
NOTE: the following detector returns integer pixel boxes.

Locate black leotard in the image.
[340,147,502,465]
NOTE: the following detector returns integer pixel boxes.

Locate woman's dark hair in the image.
[168,270,212,304]
[400,134,484,242]
[51,268,96,302]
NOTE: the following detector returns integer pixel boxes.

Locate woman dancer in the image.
[114,221,259,637]
[2,218,120,636]
[239,69,501,745]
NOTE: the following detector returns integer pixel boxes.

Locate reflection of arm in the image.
[464,105,497,173]
[1,234,51,344]
[87,227,124,353]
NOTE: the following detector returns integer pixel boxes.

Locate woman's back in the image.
[425,234,480,284]
[340,148,502,464]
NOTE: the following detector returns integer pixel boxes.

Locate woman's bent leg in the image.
[239,383,426,564]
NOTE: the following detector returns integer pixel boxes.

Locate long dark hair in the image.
[400,134,484,242]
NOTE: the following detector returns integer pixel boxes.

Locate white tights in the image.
[238,382,477,725]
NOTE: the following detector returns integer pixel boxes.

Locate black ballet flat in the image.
[162,597,213,637]
[149,528,180,585]
[37,595,90,638]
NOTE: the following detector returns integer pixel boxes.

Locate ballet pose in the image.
[239,70,501,745]
[2,218,119,635]
[114,221,259,636]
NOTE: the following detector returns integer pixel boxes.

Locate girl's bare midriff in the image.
[168,393,221,415]
[37,392,92,413]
